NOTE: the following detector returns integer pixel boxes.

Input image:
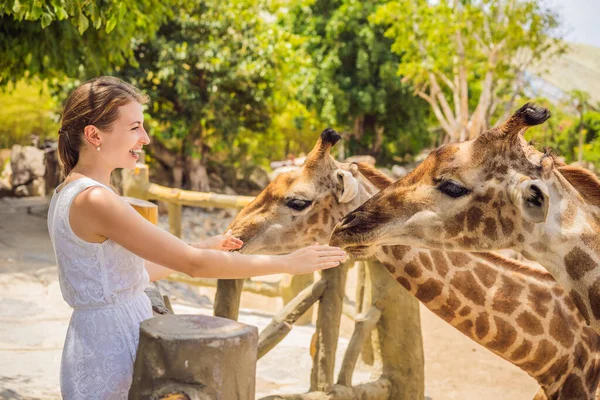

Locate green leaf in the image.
[105,15,117,34]
[54,7,68,20]
[41,13,52,28]
[78,12,89,34]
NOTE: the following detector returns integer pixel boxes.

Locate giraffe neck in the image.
[519,177,600,334]
[374,246,600,398]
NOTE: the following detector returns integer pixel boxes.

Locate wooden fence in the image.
[122,165,424,399]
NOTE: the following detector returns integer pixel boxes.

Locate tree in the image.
[372,0,566,142]
[285,0,431,162]
[114,0,303,190]
[0,0,175,86]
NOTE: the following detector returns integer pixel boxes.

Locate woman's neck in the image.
[70,159,113,187]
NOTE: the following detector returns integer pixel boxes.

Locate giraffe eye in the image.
[286,198,312,211]
[437,180,470,198]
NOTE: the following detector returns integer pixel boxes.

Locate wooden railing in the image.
[122,165,424,400]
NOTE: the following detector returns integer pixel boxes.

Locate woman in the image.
[48,76,345,399]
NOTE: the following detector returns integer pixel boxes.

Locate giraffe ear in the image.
[510,178,550,223]
[336,169,359,203]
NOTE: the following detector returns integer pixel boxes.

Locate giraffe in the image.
[228,128,600,399]
[329,103,600,337]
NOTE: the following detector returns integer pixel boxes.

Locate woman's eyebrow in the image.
[129,120,142,126]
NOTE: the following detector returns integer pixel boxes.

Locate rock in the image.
[377,167,395,179]
[10,145,46,196]
[269,165,299,180]
[0,160,12,197]
[391,165,409,179]
[344,155,376,166]
[247,166,270,190]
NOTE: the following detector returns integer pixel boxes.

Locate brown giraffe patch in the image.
[564,247,596,281]
[455,319,474,338]
[475,312,490,339]
[473,262,498,288]
[415,278,444,303]
[396,276,412,292]
[516,311,544,336]
[382,262,396,275]
[466,206,483,231]
[510,340,532,361]
[404,262,422,278]
[561,375,586,399]
[459,306,471,317]
[549,301,574,348]
[430,250,449,277]
[418,252,433,271]
[451,270,486,306]
[569,290,590,325]
[321,208,330,225]
[537,354,570,386]
[522,220,534,234]
[499,216,515,236]
[446,252,472,267]
[444,211,467,238]
[585,359,600,388]
[528,284,553,318]
[474,188,495,203]
[520,339,558,373]
[589,277,600,320]
[492,276,525,315]
[307,212,319,226]
[573,343,588,371]
[487,316,517,352]
[517,234,525,243]
[482,218,498,240]
[391,245,411,261]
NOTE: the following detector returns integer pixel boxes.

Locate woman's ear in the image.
[83,125,101,148]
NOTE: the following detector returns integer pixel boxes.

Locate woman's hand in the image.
[282,243,346,275]
[190,230,243,251]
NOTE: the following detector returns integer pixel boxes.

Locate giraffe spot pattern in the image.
[573,343,588,371]
[549,301,575,348]
[404,262,422,278]
[482,218,498,240]
[418,252,433,271]
[459,306,471,317]
[537,355,570,386]
[466,207,483,231]
[588,277,600,320]
[487,316,517,352]
[561,375,586,400]
[415,278,444,303]
[516,311,544,335]
[528,284,553,318]
[564,247,596,281]
[473,262,498,288]
[451,270,486,306]
[492,276,525,315]
[520,339,558,373]
[446,252,472,267]
[475,312,490,339]
[392,245,411,261]
[510,339,532,361]
[396,276,411,292]
[569,290,590,325]
[430,250,449,277]
[455,319,474,338]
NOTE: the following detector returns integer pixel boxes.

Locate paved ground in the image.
[0,198,539,399]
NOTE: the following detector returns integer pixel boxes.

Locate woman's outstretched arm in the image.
[70,186,345,278]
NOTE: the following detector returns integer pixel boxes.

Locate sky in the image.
[547,0,600,48]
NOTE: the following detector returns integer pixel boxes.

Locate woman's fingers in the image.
[319,261,341,269]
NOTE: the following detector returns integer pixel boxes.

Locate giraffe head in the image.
[228,128,382,255]
[330,103,570,255]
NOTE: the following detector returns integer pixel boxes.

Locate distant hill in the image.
[527,43,600,105]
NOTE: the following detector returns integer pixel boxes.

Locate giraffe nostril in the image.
[339,212,362,231]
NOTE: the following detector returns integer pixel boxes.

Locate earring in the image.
[96,146,101,152]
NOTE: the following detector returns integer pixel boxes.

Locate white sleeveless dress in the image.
[47,178,152,400]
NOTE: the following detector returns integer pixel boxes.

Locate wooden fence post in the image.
[366,260,424,399]
[167,202,182,238]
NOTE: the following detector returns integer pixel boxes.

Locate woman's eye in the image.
[131,127,139,131]
[286,199,312,211]
[437,180,470,198]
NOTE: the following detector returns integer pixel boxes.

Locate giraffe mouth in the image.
[342,244,375,259]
